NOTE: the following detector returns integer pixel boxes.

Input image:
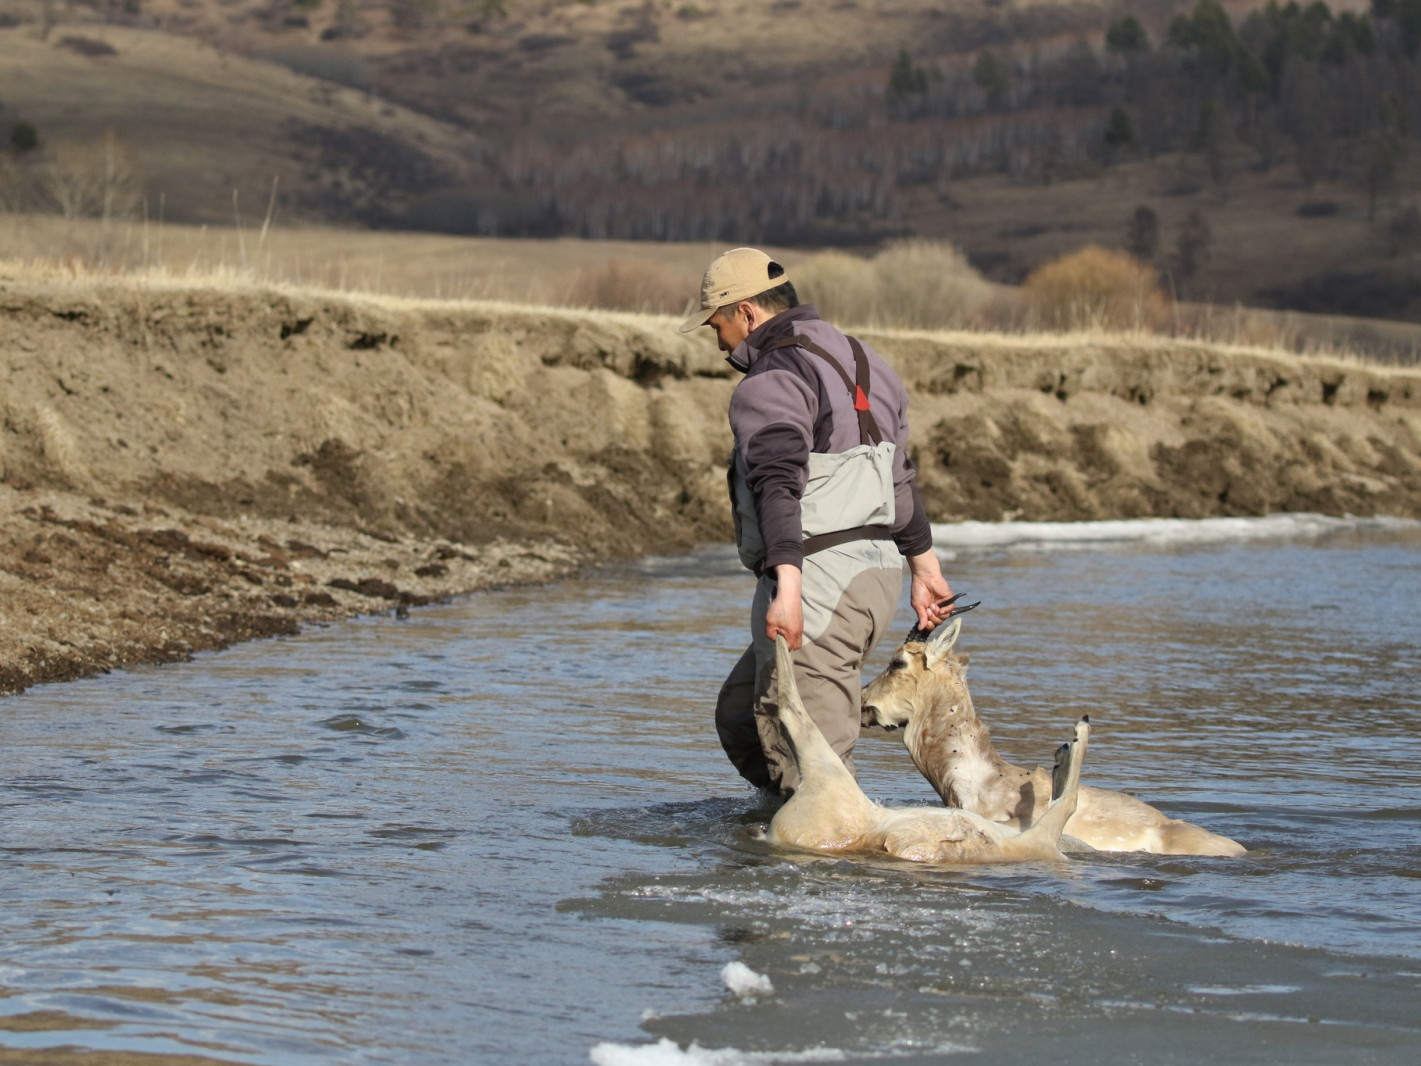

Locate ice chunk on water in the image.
[721,961,774,998]
[589,1037,850,1063]
[590,1039,710,1065]
[930,514,1419,554]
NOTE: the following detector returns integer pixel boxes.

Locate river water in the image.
[2,516,1419,1065]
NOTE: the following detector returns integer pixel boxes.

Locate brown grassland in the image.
[0,214,733,306]
[0,23,483,224]
[2,0,1418,321]
[11,212,1421,360]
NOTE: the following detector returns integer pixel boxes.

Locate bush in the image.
[1022,245,1169,331]
[45,132,145,222]
[1125,204,1159,259]
[792,240,993,331]
[10,121,40,154]
[887,49,929,101]
[57,36,118,58]
[565,259,696,315]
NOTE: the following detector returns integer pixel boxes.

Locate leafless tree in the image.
[46,132,143,222]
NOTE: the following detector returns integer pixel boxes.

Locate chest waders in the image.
[718,331,909,792]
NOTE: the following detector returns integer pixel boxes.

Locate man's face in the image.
[707,304,751,353]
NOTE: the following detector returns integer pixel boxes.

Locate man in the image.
[680,247,953,794]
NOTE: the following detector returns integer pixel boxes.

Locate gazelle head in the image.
[861,617,970,731]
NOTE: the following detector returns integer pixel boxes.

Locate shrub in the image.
[887,49,928,101]
[1125,204,1159,259]
[10,121,40,154]
[1105,15,1150,54]
[793,240,994,331]
[1103,106,1134,150]
[1389,204,1421,255]
[1173,208,1212,296]
[57,36,118,57]
[565,259,695,315]
[1022,245,1169,331]
[44,131,145,222]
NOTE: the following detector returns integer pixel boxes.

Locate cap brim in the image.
[678,305,717,334]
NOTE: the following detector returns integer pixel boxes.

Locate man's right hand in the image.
[765,563,804,650]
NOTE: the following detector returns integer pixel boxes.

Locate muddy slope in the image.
[3,277,1420,693]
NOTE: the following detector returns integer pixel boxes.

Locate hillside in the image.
[0,22,490,225]
[3,0,1421,319]
[3,269,1420,693]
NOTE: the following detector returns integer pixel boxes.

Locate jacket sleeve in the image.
[729,367,818,570]
[893,471,934,558]
[889,384,934,558]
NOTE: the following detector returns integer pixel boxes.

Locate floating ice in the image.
[931,514,1418,554]
[588,1039,974,1063]
[589,1038,850,1064]
[721,961,774,999]
[1188,984,1304,996]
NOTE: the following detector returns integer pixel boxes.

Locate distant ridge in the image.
[2,0,1420,321]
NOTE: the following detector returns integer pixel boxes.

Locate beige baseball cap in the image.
[678,247,789,333]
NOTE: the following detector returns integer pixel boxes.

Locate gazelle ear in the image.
[924,617,962,669]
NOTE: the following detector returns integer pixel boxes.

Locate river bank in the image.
[3,270,1420,694]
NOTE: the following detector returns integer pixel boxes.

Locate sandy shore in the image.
[3,271,1420,694]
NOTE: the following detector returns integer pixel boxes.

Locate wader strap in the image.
[749,335,893,576]
[754,525,894,577]
[802,524,893,557]
[757,334,884,446]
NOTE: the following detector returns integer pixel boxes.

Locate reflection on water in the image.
[1,524,1419,1064]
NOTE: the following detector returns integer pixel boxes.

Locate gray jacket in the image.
[727,305,933,573]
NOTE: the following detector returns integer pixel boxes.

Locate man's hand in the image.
[907,550,953,632]
[766,564,804,650]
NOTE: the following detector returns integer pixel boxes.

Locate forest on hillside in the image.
[408,0,1421,247]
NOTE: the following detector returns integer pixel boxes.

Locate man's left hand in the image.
[907,550,953,631]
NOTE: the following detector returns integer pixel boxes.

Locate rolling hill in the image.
[3,0,1420,324]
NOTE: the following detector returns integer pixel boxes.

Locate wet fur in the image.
[765,635,1089,865]
[860,620,1246,857]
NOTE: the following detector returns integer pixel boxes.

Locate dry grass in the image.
[3,212,1418,365]
[564,259,698,316]
[793,240,996,331]
[1022,245,1170,332]
[0,213,742,305]
[5,0,1417,330]
[6,240,1402,384]
[903,154,1420,321]
[0,24,479,226]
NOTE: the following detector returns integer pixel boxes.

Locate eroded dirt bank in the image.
[4,275,1420,694]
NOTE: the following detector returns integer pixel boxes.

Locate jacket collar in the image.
[726,305,822,373]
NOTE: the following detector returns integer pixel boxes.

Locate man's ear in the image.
[741,299,774,330]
